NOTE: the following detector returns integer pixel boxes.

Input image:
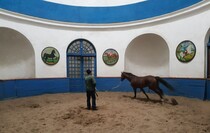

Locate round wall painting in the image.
[41,47,60,65]
[176,40,196,63]
[102,49,119,66]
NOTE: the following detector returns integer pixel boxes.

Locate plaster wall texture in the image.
[0,1,210,79]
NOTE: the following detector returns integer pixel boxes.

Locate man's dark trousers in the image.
[86,90,96,109]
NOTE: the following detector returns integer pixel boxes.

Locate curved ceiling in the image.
[44,0,147,7]
[0,0,202,24]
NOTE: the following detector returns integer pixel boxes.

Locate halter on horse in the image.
[121,72,174,102]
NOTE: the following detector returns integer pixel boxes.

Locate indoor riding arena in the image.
[0,0,210,133]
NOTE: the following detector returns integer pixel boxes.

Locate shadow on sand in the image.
[122,95,178,105]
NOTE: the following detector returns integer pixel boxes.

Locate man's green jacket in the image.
[85,75,96,91]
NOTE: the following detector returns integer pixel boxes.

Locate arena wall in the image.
[0,0,210,100]
[0,78,209,100]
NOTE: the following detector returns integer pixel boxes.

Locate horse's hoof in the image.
[171,98,178,105]
[164,98,169,102]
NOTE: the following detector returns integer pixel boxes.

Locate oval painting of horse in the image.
[41,47,60,65]
[102,49,119,66]
[176,40,196,63]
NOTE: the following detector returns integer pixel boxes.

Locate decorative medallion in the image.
[102,49,119,66]
[176,40,196,63]
[41,47,60,65]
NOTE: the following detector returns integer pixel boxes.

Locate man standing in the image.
[85,69,97,110]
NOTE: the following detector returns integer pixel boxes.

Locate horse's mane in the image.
[122,72,137,77]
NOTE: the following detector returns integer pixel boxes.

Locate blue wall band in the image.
[0,0,202,24]
[0,78,209,100]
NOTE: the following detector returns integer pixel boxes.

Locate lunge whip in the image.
[95,87,98,97]
[111,81,122,90]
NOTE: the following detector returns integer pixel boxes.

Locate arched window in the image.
[67,39,96,78]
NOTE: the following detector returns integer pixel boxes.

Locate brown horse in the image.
[121,72,174,101]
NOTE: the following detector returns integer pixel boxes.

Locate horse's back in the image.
[141,75,158,87]
[140,75,156,81]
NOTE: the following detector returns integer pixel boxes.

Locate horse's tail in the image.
[155,77,174,91]
[43,53,48,61]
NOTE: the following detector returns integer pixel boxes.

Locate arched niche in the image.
[125,34,169,76]
[0,27,35,79]
[205,28,210,78]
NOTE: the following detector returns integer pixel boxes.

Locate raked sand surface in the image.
[0,92,210,133]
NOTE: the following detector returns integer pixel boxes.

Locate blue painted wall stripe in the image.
[0,0,202,23]
[206,80,210,100]
[160,78,206,100]
[0,77,209,100]
[0,80,17,99]
[0,78,70,100]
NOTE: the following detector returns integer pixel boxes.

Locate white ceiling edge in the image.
[43,0,147,7]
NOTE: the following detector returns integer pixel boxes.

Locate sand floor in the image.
[0,92,210,133]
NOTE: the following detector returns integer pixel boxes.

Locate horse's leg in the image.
[158,87,168,102]
[45,54,48,61]
[158,87,164,96]
[140,88,150,100]
[43,54,46,61]
[153,89,164,102]
[156,83,165,102]
[51,57,54,63]
[45,56,48,61]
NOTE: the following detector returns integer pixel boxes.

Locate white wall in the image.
[0,27,35,79]
[0,1,210,79]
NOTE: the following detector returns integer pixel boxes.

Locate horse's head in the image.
[121,72,134,81]
[121,72,125,81]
